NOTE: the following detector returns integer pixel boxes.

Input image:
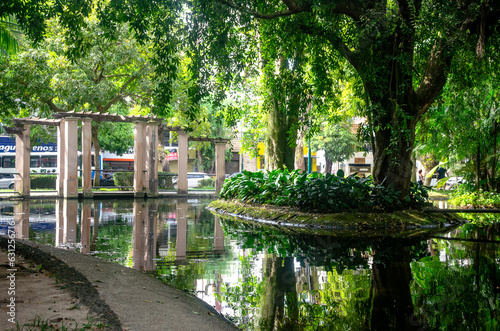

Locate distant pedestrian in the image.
[436,167,448,180]
[418,169,424,186]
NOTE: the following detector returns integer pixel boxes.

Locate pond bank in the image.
[208,200,466,237]
[0,238,237,331]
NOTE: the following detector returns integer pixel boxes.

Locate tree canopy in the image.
[183,0,500,198]
[3,0,500,199]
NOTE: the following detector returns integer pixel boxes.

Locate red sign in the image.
[166,152,178,161]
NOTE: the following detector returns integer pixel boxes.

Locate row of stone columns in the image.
[13,119,225,198]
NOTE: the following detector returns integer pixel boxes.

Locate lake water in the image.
[1,198,499,330]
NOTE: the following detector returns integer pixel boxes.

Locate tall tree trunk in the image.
[370,242,420,330]
[295,128,305,171]
[196,149,203,172]
[420,155,439,186]
[266,103,297,170]
[258,254,287,330]
[325,156,333,174]
[91,125,101,187]
[410,152,417,183]
[491,121,497,192]
[372,121,416,196]
[476,146,481,189]
[264,54,300,171]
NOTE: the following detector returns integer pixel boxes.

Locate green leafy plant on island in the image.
[219,169,430,213]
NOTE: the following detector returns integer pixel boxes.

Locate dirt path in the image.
[0,247,103,330]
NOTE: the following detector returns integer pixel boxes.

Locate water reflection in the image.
[1,199,499,329]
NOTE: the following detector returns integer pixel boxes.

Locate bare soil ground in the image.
[0,247,103,330]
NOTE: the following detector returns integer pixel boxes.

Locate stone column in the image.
[177,131,189,194]
[14,125,31,196]
[80,200,92,254]
[81,118,93,198]
[14,200,30,240]
[57,121,66,197]
[145,123,159,197]
[64,118,79,198]
[134,122,145,197]
[215,141,226,194]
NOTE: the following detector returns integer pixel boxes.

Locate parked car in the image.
[0,173,15,189]
[445,176,463,189]
[100,173,115,187]
[173,172,213,188]
[188,172,212,188]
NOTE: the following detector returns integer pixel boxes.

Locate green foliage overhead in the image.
[185,0,500,196]
[219,169,430,212]
[0,15,22,56]
[98,122,134,156]
[416,32,500,192]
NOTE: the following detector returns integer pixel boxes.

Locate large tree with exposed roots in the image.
[185,0,500,198]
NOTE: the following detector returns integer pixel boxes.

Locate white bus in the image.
[0,136,58,174]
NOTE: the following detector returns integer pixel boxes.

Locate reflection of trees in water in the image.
[258,255,297,330]
[370,244,420,330]
[217,218,447,330]
[412,222,500,330]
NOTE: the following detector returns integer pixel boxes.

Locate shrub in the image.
[449,187,500,208]
[30,175,82,189]
[114,172,134,188]
[159,172,176,189]
[219,169,430,213]
[196,178,215,189]
[30,175,57,189]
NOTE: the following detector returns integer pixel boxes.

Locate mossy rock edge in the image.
[208,199,467,236]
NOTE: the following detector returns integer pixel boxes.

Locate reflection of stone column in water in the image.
[90,201,100,252]
[133,200,145,270]
[214,216,224,252]
[55,199,64,247]
[63,199,78,250]
[80,201,92,254]
[176,199,188,262]
[14,200,30,240]
[144,199,158,270]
